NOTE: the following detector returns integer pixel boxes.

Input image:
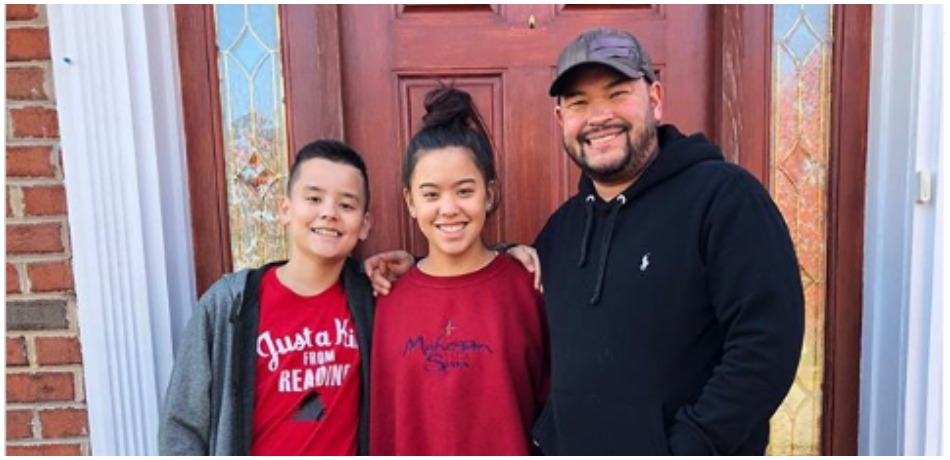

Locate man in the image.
[368,27,803,455]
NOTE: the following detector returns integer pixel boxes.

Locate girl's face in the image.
[405,146,494,269]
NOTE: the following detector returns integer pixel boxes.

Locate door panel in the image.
[398,75,506,252]
[340,4,712,258]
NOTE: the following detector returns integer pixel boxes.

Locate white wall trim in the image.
[47,5,196,455]
[862,4,943,456]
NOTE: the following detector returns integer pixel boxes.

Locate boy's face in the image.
[280,158,370,263]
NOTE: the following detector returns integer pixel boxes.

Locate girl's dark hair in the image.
[403,86,498,200]
[287,139,371,211]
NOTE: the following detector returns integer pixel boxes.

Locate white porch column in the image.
[47,5,196,455]
[862,4,943,456]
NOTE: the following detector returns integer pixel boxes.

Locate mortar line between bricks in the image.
[5,139,59,147]
[5,177,69,186]
[5,61,53,68]
[5,438,90,445]
[5,254,72,263]
[7,402,86,410]
[6,101,58,110]
[5,364,85,373]
[5,215,69,225]
[5,17,48,27]
[7,330,80,339]
[5,291,74,301]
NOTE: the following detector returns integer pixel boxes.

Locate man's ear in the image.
[649,81,664,121]
[554,98,565,127]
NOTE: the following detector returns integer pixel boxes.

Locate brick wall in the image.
[6,4,90,456]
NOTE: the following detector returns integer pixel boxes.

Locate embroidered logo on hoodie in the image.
[403,320,494,373]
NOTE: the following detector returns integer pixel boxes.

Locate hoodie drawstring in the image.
[577,194,596,267]
[590,195,626,305]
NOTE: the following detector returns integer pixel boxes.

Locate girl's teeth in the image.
[439,224,465,232]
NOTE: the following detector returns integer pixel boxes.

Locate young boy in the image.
[159,139,375,455]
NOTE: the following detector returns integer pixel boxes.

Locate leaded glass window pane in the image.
[768,4,832,456]
[214,4,289,270]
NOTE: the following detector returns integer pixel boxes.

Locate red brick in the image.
[6,66,48,100]
[9,107,59,138]
[6,410,34,440]
[22,185,67,216]
[38,408,88,438]
[6,146,55,178]
[7,443,82,456]
[7,263,21,294]
[26,261,74,293]
[6,336,29,367]
[6,5,39,21]
[6,223,64,254]
[6,372,75,403]
[6,28,50,62]
[34,336,82,365]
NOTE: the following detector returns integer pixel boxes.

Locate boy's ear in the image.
[359,213,371,241]
[278,196,291,225]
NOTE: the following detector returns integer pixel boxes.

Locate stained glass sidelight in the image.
[214,4,289,270]
[768,4,832,456]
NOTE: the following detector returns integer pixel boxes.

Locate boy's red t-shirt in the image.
[250,267,361,456]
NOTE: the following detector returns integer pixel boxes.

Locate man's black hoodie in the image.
[531,125,804,455]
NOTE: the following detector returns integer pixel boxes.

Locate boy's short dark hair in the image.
[287,139,371,211]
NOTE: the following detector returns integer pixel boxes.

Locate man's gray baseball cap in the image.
[549,27,657,97]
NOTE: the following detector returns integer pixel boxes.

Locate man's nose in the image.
[586,101,614,124]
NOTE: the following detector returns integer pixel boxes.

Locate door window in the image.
[214,4,290,270]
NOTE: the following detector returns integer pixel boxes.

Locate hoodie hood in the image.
[575,124,723,304]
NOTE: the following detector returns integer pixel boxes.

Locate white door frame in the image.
[48,4,196,455]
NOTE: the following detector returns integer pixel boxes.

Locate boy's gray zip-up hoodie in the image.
[159,258,374,455]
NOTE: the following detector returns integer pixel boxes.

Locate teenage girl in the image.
[369,87,548,455]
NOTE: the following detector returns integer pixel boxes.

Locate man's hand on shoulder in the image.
[363,250,414,296]
[505,245,543,292]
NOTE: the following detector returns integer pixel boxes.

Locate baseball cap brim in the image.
[549,60,649,97]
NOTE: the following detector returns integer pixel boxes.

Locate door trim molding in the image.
[47,4,195,454]
[174,5,231,294]
[860,4,943,455]
[714,5,771,184]
[824,4,871,455]
[282,4,346,150]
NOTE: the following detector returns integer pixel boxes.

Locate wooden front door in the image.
[176,5,869,454]
[337,5,714,257]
